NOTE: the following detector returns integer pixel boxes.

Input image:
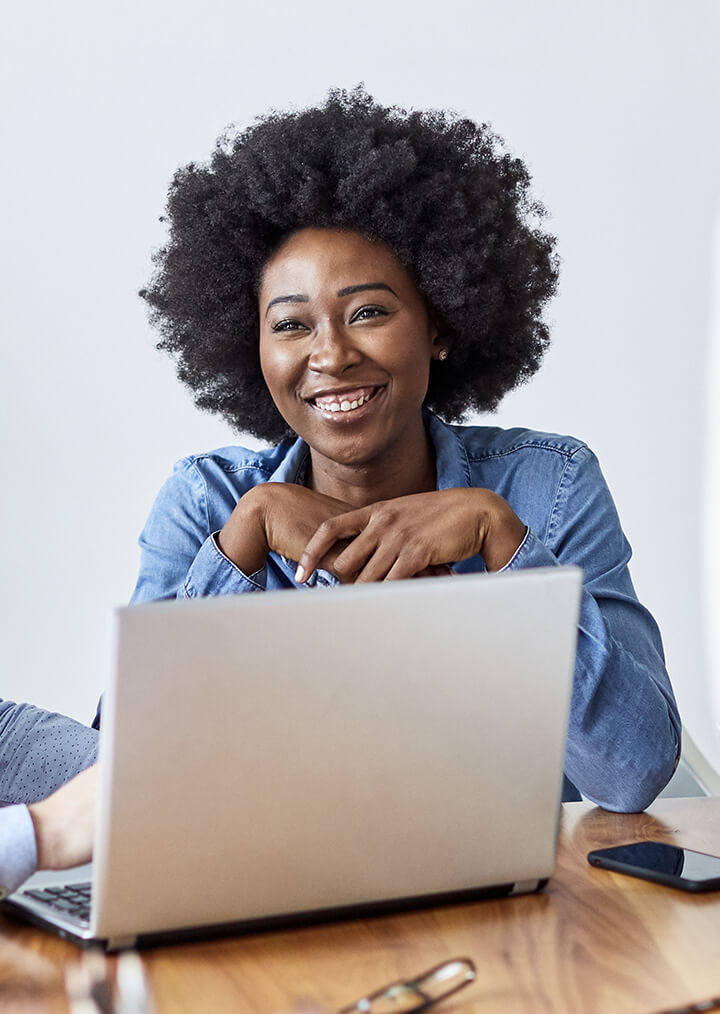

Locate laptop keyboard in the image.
[22,881,92,925]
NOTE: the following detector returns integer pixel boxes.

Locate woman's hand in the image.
[294,488,527,583]
[217,483,353,578]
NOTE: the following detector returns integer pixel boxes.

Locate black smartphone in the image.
[587,840,720,892]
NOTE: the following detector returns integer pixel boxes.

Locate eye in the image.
[351,305,389,322]
[271,318,308,334]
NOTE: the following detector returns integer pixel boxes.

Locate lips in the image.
[305,384,384,417]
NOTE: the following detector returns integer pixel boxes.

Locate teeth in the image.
[314,391,374,413]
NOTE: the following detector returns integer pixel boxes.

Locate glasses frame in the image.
[338,956,477,1014]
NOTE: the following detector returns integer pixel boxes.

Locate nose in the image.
[307,319,364,375]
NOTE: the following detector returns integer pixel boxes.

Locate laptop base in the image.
[3,878,549,951]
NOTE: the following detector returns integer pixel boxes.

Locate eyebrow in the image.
[337,282,398,298]
[264,282,398,318]
[265,293,310,316]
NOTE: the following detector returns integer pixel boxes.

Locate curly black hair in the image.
[141,86,559,443]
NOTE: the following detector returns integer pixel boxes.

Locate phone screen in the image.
[589,841,720,885]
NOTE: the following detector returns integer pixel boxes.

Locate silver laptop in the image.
[4,566,581,950]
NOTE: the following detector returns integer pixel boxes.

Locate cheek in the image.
[259,342,290,399]
[387,334,434,390]
[259,346,309,423]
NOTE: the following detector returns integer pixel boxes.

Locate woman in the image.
[134,87,680,812]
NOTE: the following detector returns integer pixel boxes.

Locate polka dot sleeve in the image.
[0,698,98,805]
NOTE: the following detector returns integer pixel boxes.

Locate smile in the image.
[307,385,384,420]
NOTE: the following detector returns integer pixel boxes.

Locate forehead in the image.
[259,228,411,298]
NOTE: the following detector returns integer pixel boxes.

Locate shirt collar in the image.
[424,410,472,490]
[266,436,311,486]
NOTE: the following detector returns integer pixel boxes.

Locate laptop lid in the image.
[89,566,581,943]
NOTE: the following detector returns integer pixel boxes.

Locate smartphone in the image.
[587,840,720,892]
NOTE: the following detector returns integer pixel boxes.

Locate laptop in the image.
[3,566,581,950]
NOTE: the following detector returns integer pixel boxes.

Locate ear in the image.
[426,305,451,361]
[431,331,451,362]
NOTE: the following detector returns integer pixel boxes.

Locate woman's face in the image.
[259,228,442,469]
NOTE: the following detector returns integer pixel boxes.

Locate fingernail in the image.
[295,565,306,584]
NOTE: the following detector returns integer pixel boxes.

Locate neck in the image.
[307,426,436,508]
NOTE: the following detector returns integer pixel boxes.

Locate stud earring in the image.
[437,348,449,361]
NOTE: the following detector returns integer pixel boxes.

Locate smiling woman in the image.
[131,87,681,812]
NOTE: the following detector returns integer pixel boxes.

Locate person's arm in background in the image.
[0,698,97,896]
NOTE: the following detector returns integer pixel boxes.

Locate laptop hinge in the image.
[509,879,542,895]
[106,935,137,952]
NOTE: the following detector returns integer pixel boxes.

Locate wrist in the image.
[28,800,56,870]
[480,497,527,572]
[217,488,270,575]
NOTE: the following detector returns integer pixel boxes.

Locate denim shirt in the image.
[131,412,681,813]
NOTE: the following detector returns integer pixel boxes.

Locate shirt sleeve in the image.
[501,446,681,813]
[131,459,265,604]
[0,804,37,898]
[0,699,98,805]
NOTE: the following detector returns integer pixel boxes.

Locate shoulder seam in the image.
[466,440,588,464]
[546,448,586,545]
[178,454,276,477]
[189,460,211,534]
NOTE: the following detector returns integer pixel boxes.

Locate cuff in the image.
[0,804,38,898]
[499,527,560,572]
[179,533,267,598]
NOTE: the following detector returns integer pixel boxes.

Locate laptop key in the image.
[24,889,59,903]
[48,898,79,912]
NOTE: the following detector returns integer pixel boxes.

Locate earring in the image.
[437,348,449,361]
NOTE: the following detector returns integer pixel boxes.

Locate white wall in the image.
[2,1,719,772]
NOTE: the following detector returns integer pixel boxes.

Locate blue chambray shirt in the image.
[129,412,681,813]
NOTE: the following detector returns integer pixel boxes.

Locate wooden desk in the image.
[1,796,719,1013]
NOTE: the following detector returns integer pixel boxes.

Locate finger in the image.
[329,530,381,581]
[383,548,439,582]
[314,541,356,584]
[295,509,369,582]
[415,564,454,578]
[353,541,404,583]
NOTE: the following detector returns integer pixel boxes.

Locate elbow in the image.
[589,738,681,814]
[574,720,682,814]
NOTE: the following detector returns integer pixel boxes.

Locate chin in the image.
[306,433,383,469]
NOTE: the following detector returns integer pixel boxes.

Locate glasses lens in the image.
[369,984,429,1014]
[415,959,476,1001]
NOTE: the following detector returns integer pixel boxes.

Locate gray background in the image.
[2,1,719,774]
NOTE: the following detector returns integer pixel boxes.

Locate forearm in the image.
[28,765,97,870]
[502,530,680,811]
[566,594,680,811]
[132,467,271,603]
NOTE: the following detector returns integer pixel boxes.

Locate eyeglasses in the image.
[338,957,476,1014]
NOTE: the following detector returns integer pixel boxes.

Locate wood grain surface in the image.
[1,797,719,1013]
